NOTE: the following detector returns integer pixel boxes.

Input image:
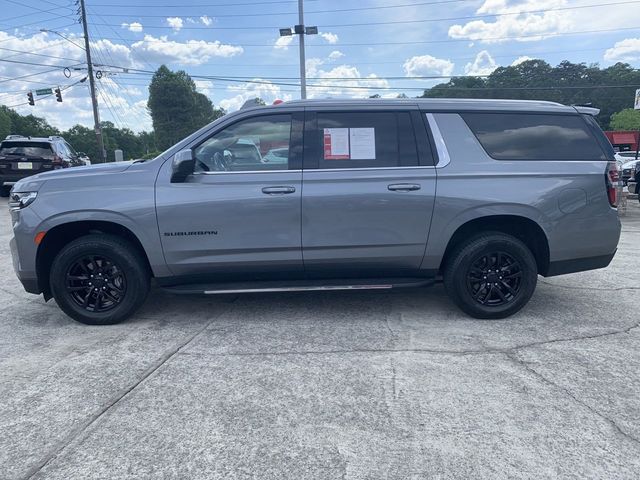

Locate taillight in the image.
[605,162,619,207]
[52,155,63,169]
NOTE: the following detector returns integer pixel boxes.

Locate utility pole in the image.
[279,0,317,99]
[79,0,106,162]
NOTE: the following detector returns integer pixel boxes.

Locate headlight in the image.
[9,191,38,211]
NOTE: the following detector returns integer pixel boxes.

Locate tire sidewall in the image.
[445,233,537,319]
[50,235,149,325]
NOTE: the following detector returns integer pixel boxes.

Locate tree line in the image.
[1,61,639,163]
[421,60,640,130]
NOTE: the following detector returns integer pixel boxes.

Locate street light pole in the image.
[297,0,307,99]
[279,0,317,100]
[79,0,106,162]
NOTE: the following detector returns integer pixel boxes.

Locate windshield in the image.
[0,141,54,159]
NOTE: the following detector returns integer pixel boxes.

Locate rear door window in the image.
[461,113,608,161]
[0,142,55,159]
[314,112,418,169]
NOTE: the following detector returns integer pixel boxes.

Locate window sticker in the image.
[349,128,376,159]
[323,128,350,159]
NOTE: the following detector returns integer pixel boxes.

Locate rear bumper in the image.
[0,172,39,186]
[545,251,616,277]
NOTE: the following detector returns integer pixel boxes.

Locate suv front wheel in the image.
[443,232,537,319]
[50,234,150,325]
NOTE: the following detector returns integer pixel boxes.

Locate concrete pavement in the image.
[1,197,639,479]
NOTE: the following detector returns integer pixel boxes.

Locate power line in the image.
[0,46,82,63]
[89,0,322,6]
[2,77,86,108]
[0,22,82,40]
[92,25,640,48]
[0,67,64,84]
[88,0,640,20]
[86,1,640,29]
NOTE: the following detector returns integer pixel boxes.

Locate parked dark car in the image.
[0,135,84,196]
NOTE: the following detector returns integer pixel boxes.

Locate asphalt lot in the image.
[1,197,639,480]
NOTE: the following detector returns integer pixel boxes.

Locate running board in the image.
[160,278,434,295]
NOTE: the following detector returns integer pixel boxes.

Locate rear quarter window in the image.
[461,113,608,161]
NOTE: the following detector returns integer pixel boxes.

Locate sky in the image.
[0,0,639,132]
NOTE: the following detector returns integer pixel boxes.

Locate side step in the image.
[161,277,434,295]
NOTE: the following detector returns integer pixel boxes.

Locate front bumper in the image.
[9,235,40,294]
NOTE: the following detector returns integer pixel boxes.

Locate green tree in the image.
[147,65,225,150]
[610,108,640,130]
[0,107,11,140]
[62,124,100,160]
[5,110,59,137]
[421,60,640,129]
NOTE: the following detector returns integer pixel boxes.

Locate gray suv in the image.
[8,99,621,325]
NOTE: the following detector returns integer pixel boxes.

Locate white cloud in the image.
[465,50,498,75]
[274,35,293,50]
[320,32,339,44]
[200,15,213,26]
[131,35,243,65]
[305,58,392,98]
[166,17,183,32]
[121,22,143,33]
[403,55,454,78]
[511,55,533,65]
[220,80,292,112]
[604,38,640,63]
[194,79,214,96]
[448,0,572,43]
[328,50,345,61]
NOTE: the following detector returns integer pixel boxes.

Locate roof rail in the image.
[48,135,63,140]
[4,135,24,140]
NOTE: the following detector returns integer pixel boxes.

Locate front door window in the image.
[194,114,292,173]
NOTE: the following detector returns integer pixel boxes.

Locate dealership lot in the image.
[1,197,639,479]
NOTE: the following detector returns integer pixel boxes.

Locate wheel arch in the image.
[36,220,153,299]
[440,215,550,276]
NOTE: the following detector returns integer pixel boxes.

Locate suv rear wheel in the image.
[49,234,150,325]
[443,232,537,319]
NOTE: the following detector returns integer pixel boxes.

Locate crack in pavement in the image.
[504,351,640,448]
[538,280,640,291]
[22,299,237,480]
[176,319,640,359]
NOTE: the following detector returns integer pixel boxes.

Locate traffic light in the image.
[55,87,62,102]
[27,91,34,106]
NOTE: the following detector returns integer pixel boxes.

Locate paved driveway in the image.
[1,197,639,479]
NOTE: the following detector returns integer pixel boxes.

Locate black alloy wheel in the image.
[65,255,127,313]
[50,234,150,325]
[443,232,537,319]
[465,251,522,307]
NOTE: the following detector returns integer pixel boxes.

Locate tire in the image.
[443,232,537,319]
[49,234,150,325]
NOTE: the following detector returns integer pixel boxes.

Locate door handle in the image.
[262,186,296,195]
[388,183,421,192]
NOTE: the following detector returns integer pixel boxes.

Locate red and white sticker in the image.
[323,128,350,160]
